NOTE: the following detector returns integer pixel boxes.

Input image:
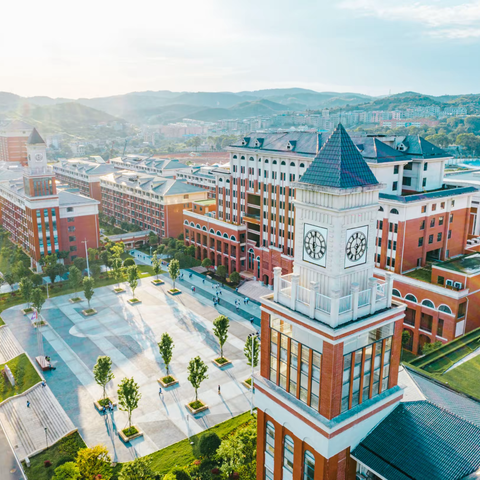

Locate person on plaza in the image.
[102,405,106,414]
[250,317,254,324]
[108,401,113,411]
[159,386,162,396]
[218,385,221,395]
[27,401,30,408]
[202,278,205,284]
[189,272,192,279]
[246,297,249,305]
[192,286,195,293]
[235,287,239,293]
[41,380,46,387]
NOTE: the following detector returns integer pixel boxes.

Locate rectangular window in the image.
[429,234,434,244]
[403,177,412,186]
[422,206,427,213]
[424,163,428,171]
[404,162,413,170]
[69,245,77,252]
[418,238,424,247]
[439,216,444,226]
[69,236,76,242]
[437,232,442,241]
[420,220,425,230]
[394,165,399,174]
[67,207,74,212]
[68,226,75,232]
[438,276,444,286]
[450,214,454,223]
[430,218,435,227]
[458,302,466,318]
[392,181,398,191]
[283,436,294,472]
[432,204,436,211]
[437,319,444,338]
[420,313,433,332]
[448,230,452,239]
[423,178,427,187]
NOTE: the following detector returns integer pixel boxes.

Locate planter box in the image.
[22,308,34,316]
[151,279,165,286]
[94,398,117,412]
[127,298,142,305]
[167,289,182,296]
[119,425,144,443]
[113,287,125,294]
[213,357,232,368]
[185,401,209,415]
[158,375,178,388]
[69,297,83,304]
[82,309,97,316]
[242,379,252,389]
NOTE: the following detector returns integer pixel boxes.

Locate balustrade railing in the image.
[339,294,352,314]
[358,289,371,307]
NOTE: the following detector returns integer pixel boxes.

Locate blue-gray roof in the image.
[380,186,477,203]
[352,401,480,480]
[27,128,44,145]
[299,124,379,189]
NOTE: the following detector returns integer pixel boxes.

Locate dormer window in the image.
[241,137,251,146]
[286,140,296,151]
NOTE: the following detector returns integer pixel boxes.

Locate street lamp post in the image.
[44,427,48,450]
[248,331,259,415]
[82,239,90,277]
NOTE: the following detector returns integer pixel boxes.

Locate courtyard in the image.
[1,274,257,463]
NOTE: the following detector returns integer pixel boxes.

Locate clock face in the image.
[305,230,326,260]
[345,226,369,268]
[303,224,328,267]
[35,153,43,162]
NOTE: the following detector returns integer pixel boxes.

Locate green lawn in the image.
[0,316,4,326]
[112,411,255,478]
[441,355,480,400]
[23,431,86,480]
[401,349,417,363]
[0,354,41,403]
[404,267,432,283]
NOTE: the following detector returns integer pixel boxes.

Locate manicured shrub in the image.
[169,467,191,480]
[198,432,221,458]
[123,258,135,267]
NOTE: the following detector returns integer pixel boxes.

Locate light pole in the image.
[82,239,90,277]
[44,427,48,450]
[248,332,259,415]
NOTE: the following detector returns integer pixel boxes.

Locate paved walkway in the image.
[2,277,258,463]
[0,326,23,364]
[238,280,272,303]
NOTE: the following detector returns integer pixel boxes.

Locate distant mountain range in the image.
[1,89,479,134]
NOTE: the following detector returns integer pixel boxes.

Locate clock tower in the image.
[254,125,406,480]
[26,128,48,170]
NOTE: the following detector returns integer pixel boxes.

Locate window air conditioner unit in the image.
[446,279,453,287]
[454,282,463,290]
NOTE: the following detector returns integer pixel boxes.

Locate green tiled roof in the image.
[299,124,379,189]
[352,401,480,480]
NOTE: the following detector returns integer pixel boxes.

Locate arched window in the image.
[290,162,295,167]
[196,224,201,230]
[405,294,417,303]
[379,206,384,212]
[226,179,230,183]
[258,158,262,163]
[266,422,275,458]
[202,226,207,231]
[190,222,195,227]
[439,304,453,314]
[241,156,245,160]
[284,436,294,472]
[230,235,237,241]
[216,231,222,236]
[304,451,315,480]
[281,161,286,166]
[273,160,277,165]
[265,159,269,164]
[209,228,215,234]
[184,220,188,225]
[300,163,305,168]
[223,233,229,238]
[392,289,401,297]
[248,248,254,253]
[232,155,237,159]
[219,178,223,183]
[422,299,435,309]
[249,157,254,161]
[390,208,399,214]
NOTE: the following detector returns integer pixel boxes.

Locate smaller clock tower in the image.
[26,128,48,170]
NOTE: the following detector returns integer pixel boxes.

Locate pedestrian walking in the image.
[27,401,30,408]
[191,286,195,293]
[235,287,239,293]
[41,380,46,387]
[246,297,249,305]
[250,317,254,324]
[217,298,220,305]
[108,401,113,411]
[218,385,221,395]
[202,279,205,284]
[159,387,162,396]
[189,273,192,279]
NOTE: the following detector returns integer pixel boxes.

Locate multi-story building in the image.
[0,120,33,165]
[176,166,217,197]
[0,129,100,271]
[110,155,190,177]
[100,170,208,239]
[53,158,116,205]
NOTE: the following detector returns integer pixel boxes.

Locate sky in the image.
[2,0,480,99]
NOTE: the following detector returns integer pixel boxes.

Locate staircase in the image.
[0,326,23,364]
[0,384,76,460]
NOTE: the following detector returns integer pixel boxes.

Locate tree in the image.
[165,468,191,480]
[152,253,161,280]
[187,356,208,402]
[198,432,221,458]
[168,259,180,290]
[43,254,60,284]
[156,244,165,255]
[83,276,95,309]
[422,340,443,355]
[73,257,87,272]
[119,457,155,480]
[19,277,34,309]
[93,356,114,401]
[100,250,111,273]
[201,258,212,269]
[244,335,259,368]
[12,261,29,282]
[31,287,46,316]
[110,242,125,259]
[123,258,135,268]
[148,231,158,247]
[90,263,101,279]
[88,248,98,263]
[185,245,195,257]
[52,462,80,480]
[127,265,139,298]
[456,133,480,155]
[158,333,174,375]
[229,271,240,284]
[217,265,227,282]
[3,272,16,294]
[117,377,141,429]
[68,266,82,297]
[112,257,123,287]
[31,274,43,287]
[213,315,230,360]
[76,445,112,480]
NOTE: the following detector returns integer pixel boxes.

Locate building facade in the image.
[0,129,100,270]
[0,120,33,165]
[254,125,406,480]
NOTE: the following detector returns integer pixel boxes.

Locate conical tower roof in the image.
[27,128,45,145]
[299,124,378,189]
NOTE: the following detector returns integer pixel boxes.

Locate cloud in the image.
[339,0,480,38]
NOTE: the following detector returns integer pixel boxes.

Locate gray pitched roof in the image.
[27,128,45,145]
[298,124,379,189]
[354,137,411,164]
[352,401,480,480]
[380,186,477,203]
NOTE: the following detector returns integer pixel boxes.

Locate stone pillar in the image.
[309,281,318,319]
[368,277,378,314]
[329,288,341,328]
[290,274,300,311]
[351,282,360,321]
[273,267,282,303]
[385,271,394,307]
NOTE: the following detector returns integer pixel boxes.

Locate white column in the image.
[290,274,300,311]
[368,277,378,314]
[385,271,394,307]
[329,288,341,328]
[273,267,282,302]
[351,282,360,321]
[309,281,318,319]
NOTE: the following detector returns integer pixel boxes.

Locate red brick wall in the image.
[59,213,100,263]
[89,182,103,204]
[0,136,28,164]
[319,342,344,420]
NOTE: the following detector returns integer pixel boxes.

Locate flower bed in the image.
[127,298,141,305]
[113,287,125,294]
[22,307,34,315]
[158,375,178,388]
[167,288,182,296]
[152,279,165,286]
[242,378,252,389]
[186,400,209,415]
[82,308,97,316]
[213,357,232,368]
[69,297,82,304]
[119,425,143,442]
[93,397,117,412]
